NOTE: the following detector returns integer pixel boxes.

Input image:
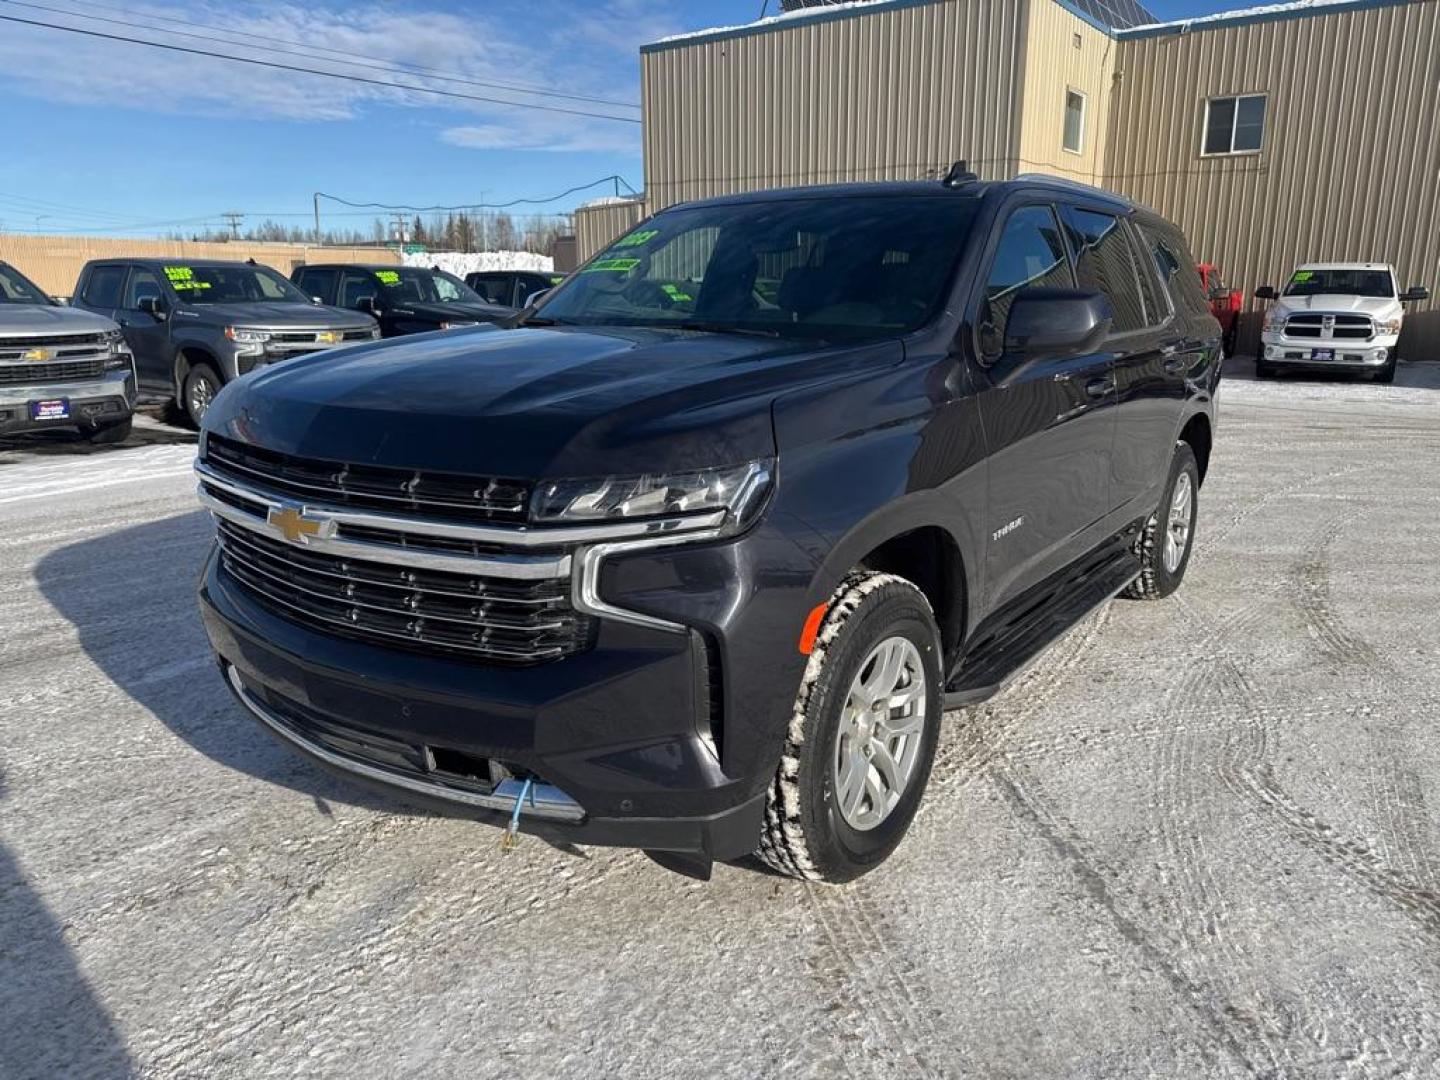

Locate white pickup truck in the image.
[1254,263,1429,383]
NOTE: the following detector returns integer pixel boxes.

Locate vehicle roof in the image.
[671,175,1136,215]
[300,263,417,272]
[1293,262,1394,271]
[89,257,276,269]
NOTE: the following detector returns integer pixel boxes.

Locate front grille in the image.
[205,434,530,524]
[266,329,373,344]
[0,358,107,385]
[1284,314,1373,340]
[216,519,593,665]
[0,332,106,351]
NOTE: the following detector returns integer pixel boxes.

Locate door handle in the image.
[1160,345,1187,374]
[1085,376,1113,399]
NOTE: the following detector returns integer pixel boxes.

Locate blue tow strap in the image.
[501,777,534,851]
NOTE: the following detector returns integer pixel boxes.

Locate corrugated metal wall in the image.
[640,0,1027,210]
[573,199,648,262]
[1106,0,1440,356]
[0,236,400,299]
[1018,0,1117,184]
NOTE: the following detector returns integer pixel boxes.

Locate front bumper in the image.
[1260,335,1396,370]
[0,369,135,434]
[198,531,809,857]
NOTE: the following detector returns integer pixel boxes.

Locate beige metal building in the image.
[577,0,1438,354]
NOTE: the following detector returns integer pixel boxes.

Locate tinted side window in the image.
[978,204,1073,360]
[122,267,164,310]
[1060,207,1147,334]
[83,265,126,308]
[296,267,337,303]
[1140,225,1209,318]
[339,270,380,309]
[471,275,510,305]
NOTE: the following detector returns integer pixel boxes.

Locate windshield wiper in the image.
[672,321,781,339]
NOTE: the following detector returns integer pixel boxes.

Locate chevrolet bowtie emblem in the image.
[267,505,334,544]
[317,331,340,344]
[22,347,54,362]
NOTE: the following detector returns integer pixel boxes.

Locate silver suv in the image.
[0,261,136,444]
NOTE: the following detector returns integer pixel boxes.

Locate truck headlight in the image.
[439,321,478,330]
[103,329,133,370]
[1262,309,1284,333]
[224,327,271,344]
[1375,317,1402,336]
[532,460,773,528]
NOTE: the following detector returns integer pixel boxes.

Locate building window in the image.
[1063,90,1086,155]
[1203,94,1266,155]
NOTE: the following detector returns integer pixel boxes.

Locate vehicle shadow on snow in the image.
[0,771,136,1079]
[36,511,427,821]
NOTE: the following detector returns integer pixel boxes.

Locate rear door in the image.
[116,265,173,390]
[1057,205,1178,525]
[967,201,1118,611]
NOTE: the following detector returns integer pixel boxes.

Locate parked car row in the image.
[0,256,547,439]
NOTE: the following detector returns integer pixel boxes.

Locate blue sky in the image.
[0,0,1240,237]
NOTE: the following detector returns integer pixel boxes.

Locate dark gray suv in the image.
[73,258,379,427]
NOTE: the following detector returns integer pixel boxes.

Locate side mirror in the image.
[1254,285,1277,301]
[138,296,166,318]
[995,289,1112,375]
[524,288,552,308]
[1400,285,1430,303]
[357,295,379,315]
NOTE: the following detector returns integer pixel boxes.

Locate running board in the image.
[944,542,1140,708]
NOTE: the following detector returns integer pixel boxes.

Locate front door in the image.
[115,266,173,391]
[968,203,1116,611]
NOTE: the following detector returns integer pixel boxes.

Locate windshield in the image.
[163,263,309,304]
[377,267,484,305]
[1284,268,1394,298]
[536,195,981,341]
[0,262,52,305]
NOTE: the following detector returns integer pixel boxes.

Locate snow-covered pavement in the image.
[2,369,1440,1078]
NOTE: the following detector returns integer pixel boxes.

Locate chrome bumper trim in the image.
[225,664,585,821]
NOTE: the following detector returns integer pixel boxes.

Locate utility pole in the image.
[390,214,408,246]
[222,211,243,240]
[313,193,321,243]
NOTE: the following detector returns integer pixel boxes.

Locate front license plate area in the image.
[30,399,69,420]
[1311,349,1335,361]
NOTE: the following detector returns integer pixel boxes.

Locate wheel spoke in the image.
[869,739,903,793]
[837,748,867,818]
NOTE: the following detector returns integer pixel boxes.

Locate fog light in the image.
[1374,348,1391,363]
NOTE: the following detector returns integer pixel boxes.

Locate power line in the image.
[315,176,641,214]
[0,13,643,123]
[0,0,641,111]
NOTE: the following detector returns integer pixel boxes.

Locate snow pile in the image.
[401,251,553,277]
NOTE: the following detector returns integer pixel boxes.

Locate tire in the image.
[1372,351,1396,384]
[755,571,943,883]
[1123,442,1199,602]
[83,416,132,445]
[181,363,222,428]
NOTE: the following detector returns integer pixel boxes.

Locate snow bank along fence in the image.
[0,236,401,299]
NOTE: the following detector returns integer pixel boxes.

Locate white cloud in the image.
[0,0,670,150]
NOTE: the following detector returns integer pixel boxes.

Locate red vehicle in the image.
[1198,263,1241,356]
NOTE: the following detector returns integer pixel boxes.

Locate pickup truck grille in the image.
[214,519,591,665]
[0,358,107,385]
[206,434,531,524]
[268,329,375,344]
[1284,314,1374,340]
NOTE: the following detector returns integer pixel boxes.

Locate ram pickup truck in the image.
[195,172,1220,883]
[1255,263,1429,382]
[292,264,514,338]
[73,258,379,427]
[0,260,135,443]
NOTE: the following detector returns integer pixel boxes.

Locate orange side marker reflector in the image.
[798,602,829,655]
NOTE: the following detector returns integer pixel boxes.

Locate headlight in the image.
[1262,309,1284,333]
[1375,317,1402,336]
[439,321,479,330]
[103,329,132,370]
[224,326,271,344]
[532,460,773,527]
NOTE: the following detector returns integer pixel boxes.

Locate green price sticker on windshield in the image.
[376,270,401,285]
[164,266,193,282]
[582,257,642,274]
[1291,271,1315,283]
[612,229,659,249]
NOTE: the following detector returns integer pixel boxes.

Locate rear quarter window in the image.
[82,265,126,308]
[1140,224,1211,318]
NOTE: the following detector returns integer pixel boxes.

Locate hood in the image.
[174,300,373,329]
[392,300,515,323]
[0,303,119,335]
[1273,294,1402,319]
[204,325,880,478]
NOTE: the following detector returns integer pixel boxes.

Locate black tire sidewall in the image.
[1150,444,1199,596]
[795,583,943,881]
[183,364,221,428]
